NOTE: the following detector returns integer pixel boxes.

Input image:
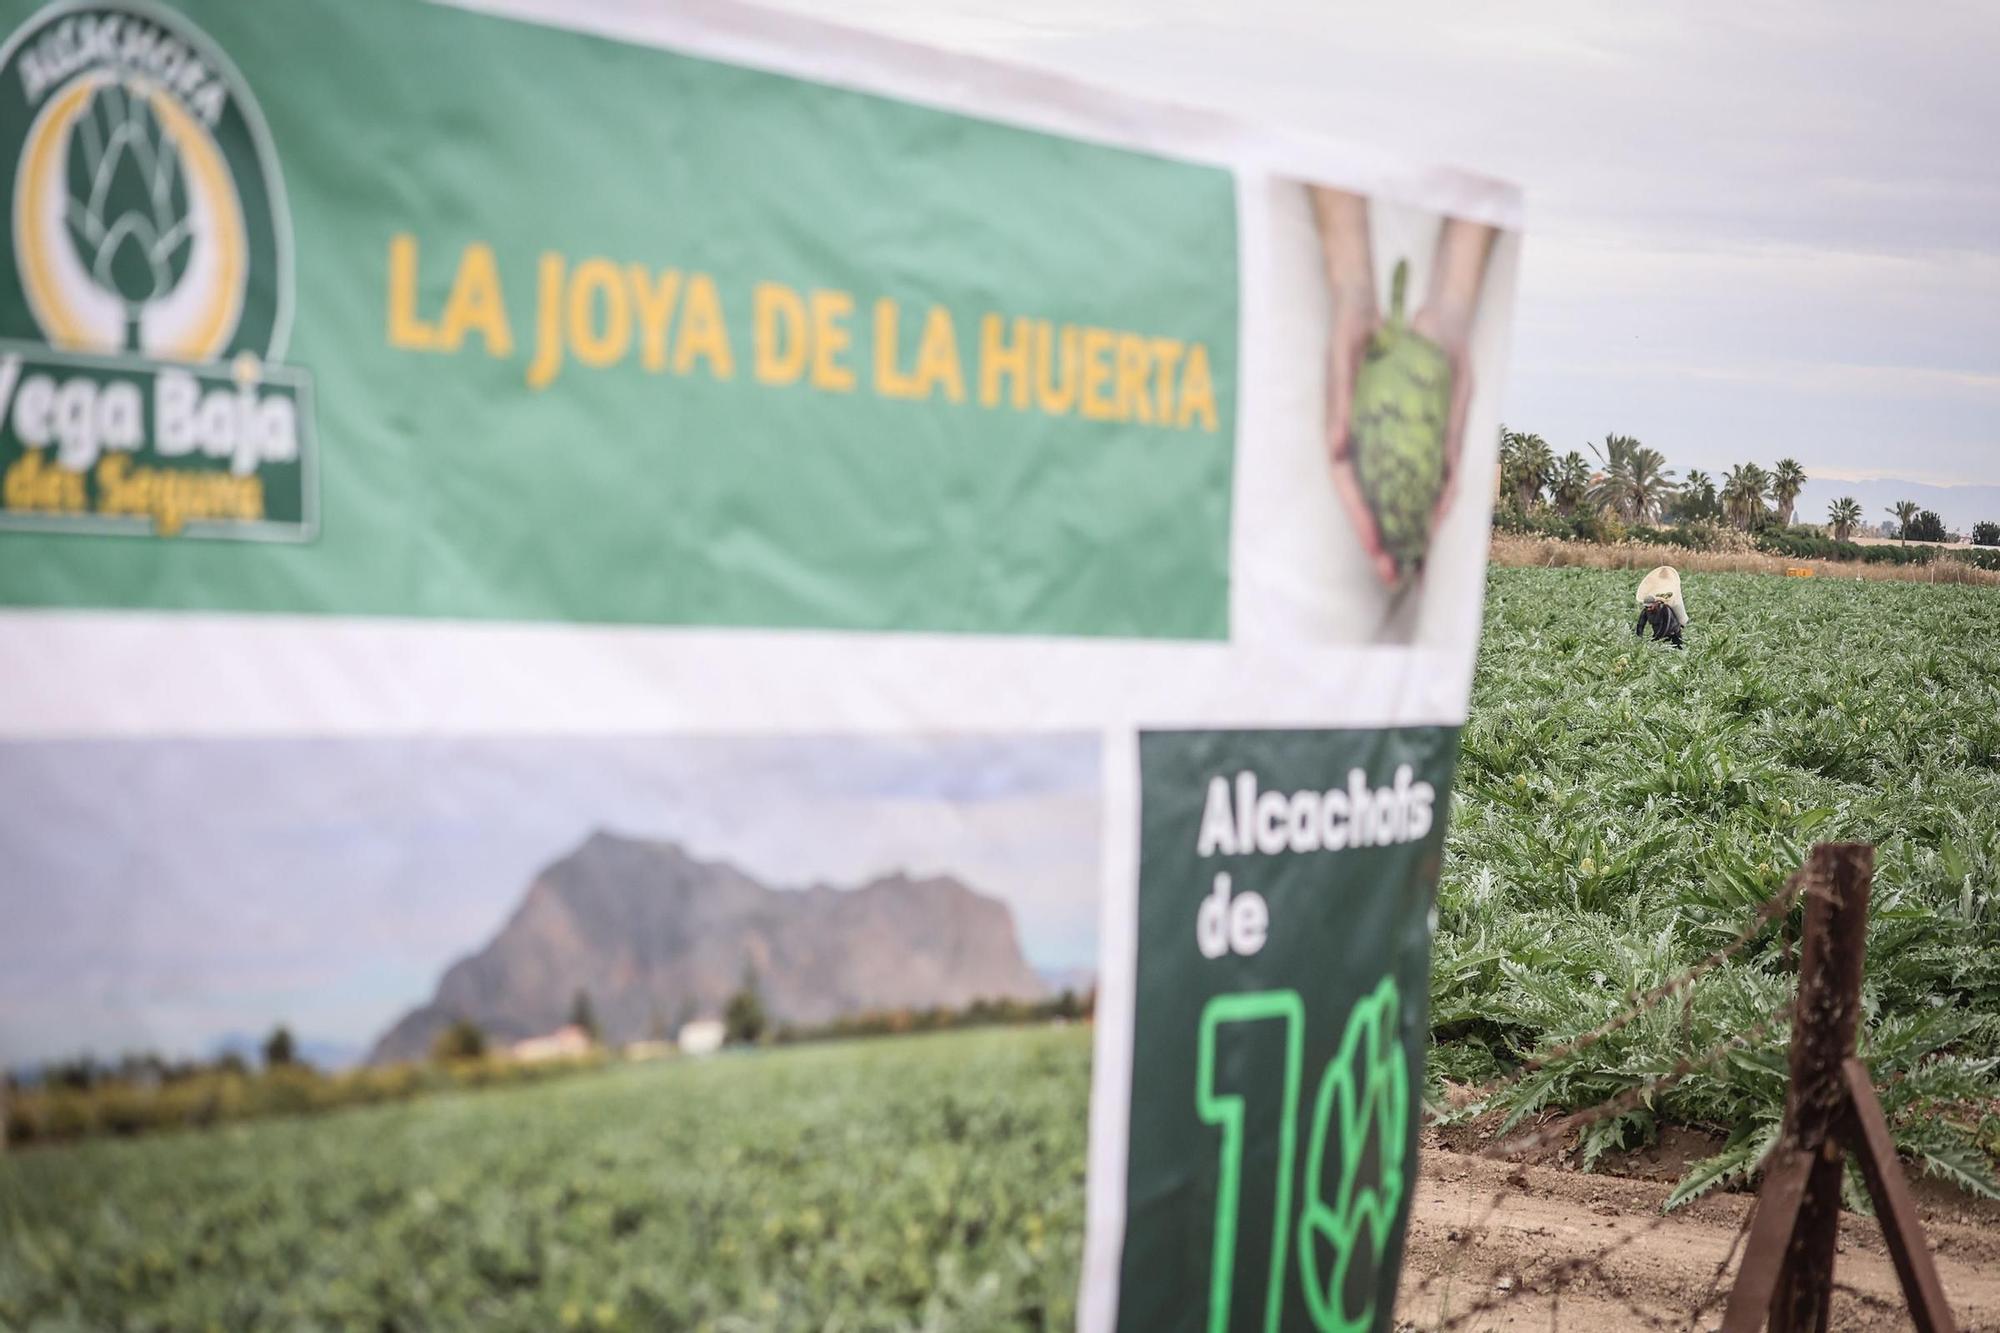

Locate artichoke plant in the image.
[64,80,194,352]
[1350,259,1451,583]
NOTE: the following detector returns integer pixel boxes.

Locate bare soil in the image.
[1396,1147,2000,1331]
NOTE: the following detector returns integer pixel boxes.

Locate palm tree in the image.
[1620,446,1677,523]
[1679,469,1717,522]
[1551,451,1591,516]
[1721,463,1769,530]
[1827,496,1862,542]
[1586,436,1626,511]
[1887,499,1919,541]
[1516,434,1553,510]
[1770,458,1807,527]
[1499,428,1554,510]
[1589,439,1675,522]
[1589,433,1640,472]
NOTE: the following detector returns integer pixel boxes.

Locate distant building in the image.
[623,1040,675,1062]
[677,1018,726,1055]
[510,1024,594,1062]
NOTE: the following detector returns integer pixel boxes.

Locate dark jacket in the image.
[1636,599,1684,648]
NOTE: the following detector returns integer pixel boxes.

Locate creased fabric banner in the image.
[0,2,1520,1329]
[0,0,1237,637]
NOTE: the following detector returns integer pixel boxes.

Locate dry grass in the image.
[1489,533,2000,587]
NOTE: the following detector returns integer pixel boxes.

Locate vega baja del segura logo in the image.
[0,1,314,539]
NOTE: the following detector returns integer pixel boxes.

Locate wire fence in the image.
[1431,867,1810,1137]
[1396,868,1816,1330]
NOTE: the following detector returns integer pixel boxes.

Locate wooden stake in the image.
[1720,1151,1814,1333]
[1770,843,1870,1333]
[1840,1059,1958,1333]
[1719,843,1960,1332]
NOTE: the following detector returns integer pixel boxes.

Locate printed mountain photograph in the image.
[1,733,1103,1327]
[0,733,1101,1081]
[370,832,1059,1062]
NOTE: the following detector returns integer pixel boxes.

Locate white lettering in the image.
[1197,776,1238,857]
[255,396,298,464]
[1410,781,1435,840]
[155,371,199,455]
[1233,771,1256,853]
[1198,763,1437,857]
[1229,889,1268,956]
[1288,790,1321,852]
[13,375,54,448]
[99,382,141,454]
[153,372,297,472]
[0,356,21,425]
[196,391,237,462]
[1348,769,1375,848]
[1254,789,1290,855]
[1196,872,1232,959]
[1322,788,1350,851]
[1196,872,1267,958]
[52,377,97,469]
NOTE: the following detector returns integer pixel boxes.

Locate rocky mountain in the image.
[368,832,1047,1063]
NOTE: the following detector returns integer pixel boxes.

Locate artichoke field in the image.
[0,1028,1089,1331]
[1437,566,2000,1206]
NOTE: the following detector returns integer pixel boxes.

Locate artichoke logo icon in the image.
[12,61,247,363]
[1298,976,1409,1333]
[62,81,196,353]
[4,4,291,366]
[0,1,315,543]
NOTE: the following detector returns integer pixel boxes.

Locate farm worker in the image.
[1634,565,1686,648]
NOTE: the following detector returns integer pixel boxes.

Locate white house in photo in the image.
[509,1024,594,1062]
[676,1019,726,1055]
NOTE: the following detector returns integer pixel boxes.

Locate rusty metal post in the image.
[1768,843,1872,1333]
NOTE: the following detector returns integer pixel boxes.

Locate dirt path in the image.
[1396,1149,2000,1331]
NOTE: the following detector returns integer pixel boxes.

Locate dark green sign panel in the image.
[1119,727,1456,1333]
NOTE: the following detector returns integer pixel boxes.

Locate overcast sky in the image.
[775,0,1998,491]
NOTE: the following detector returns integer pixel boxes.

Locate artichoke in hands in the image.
[1351,259,1451,582]
[64,80,194,352]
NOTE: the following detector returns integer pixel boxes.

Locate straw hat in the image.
[1636,565,1687,627]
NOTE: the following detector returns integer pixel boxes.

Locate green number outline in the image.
[1195,989,1304,1333]
[1296,976,1409,1333]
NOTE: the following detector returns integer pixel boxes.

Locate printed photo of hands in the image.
[1309,187,1497,593]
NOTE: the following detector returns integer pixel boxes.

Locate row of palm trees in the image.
[1501,429,1826,532]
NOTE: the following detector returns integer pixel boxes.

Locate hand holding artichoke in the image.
[1349,259,1451,583]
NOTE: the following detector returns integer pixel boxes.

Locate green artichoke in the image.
[64,80,194,352]
[1351,259,1451,581]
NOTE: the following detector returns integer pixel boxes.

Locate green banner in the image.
[1119,727,1455,1333]
[0,0,1237,637]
